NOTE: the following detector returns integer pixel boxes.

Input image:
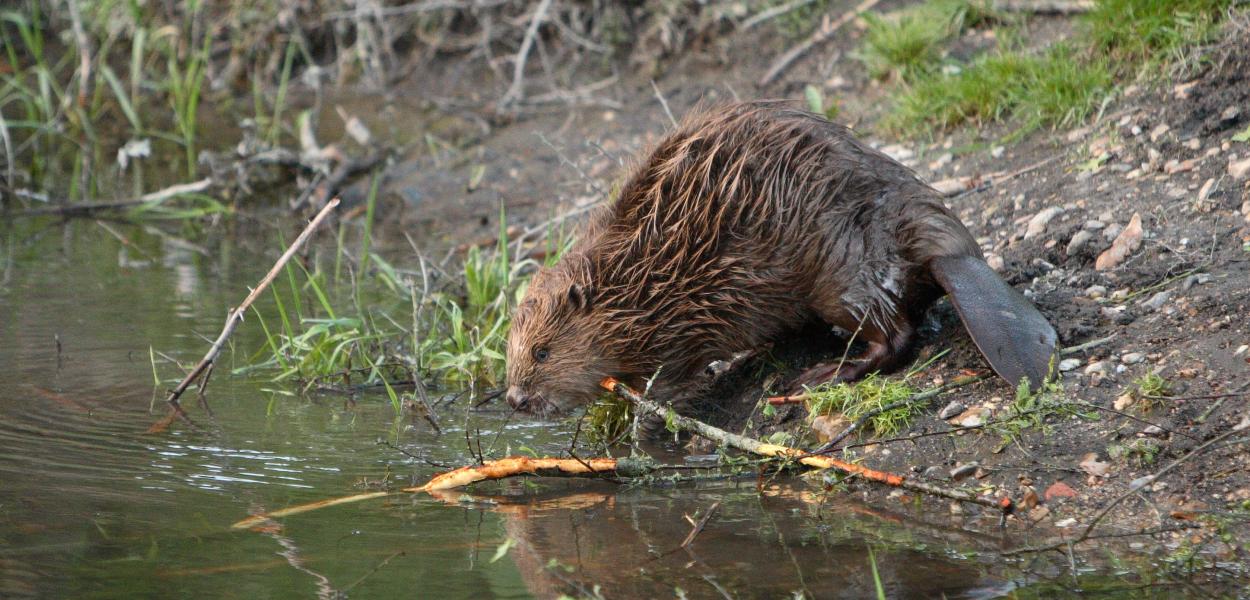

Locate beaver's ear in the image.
[567,283,594,312]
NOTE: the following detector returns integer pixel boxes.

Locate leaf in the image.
[804,84,824,114]
[1233,124,1250,143]
[490,538,516,563]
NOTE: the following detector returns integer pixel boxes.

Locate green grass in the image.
[858,0,996,82]
[805,373,922,437]
[1108,438,1161,467]
[880,0,1234,135]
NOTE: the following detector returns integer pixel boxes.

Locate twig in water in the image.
[681,501,720,548]
[11,178,214,218]
[163,198,340,410]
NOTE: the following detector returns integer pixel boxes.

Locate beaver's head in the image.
[505,261,614,416]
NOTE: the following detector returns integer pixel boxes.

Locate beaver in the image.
[505,101,1056,427]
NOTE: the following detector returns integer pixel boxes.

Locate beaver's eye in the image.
[534,347,550,363]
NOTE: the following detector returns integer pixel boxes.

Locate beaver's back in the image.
[572,102,980,384]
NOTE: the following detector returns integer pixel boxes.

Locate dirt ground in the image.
[351,6,1250,569]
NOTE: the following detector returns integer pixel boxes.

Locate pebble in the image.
[990,146,1005,158]
[1102,223,1123,242]
[1055,518,1078,528]
[1121,352,1145,365]
[924,466,947,480]
[1058,358,1083,372]
[949,502,963,516]
[1114,393,1136,410]
[959,413,985,428]
[950,463,979,481]
[1083,220,1106,231]
[1024,207,1063,239]
[1096,213,1144,271]
[1241,200,1250,222]
[1142,424,1166,437]
[1085,285,1107,299]
[1084,361,1108,376]
[1067,230,1094,254]
[1182,273,1211,290]
[986,254,1005,272]
[1142,290,1173,311]
[938,401,966,420]
[1234,345,1249,358]
[1231,156,1250,180]
[1149,123,1170,142]
[1129,475,1154,491]
[1221,105,1241,122]
[1109,288,1130,301]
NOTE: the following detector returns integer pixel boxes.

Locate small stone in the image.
[1233,345,1249,358]
[1025,207,1063,240]
[1045,481,1078,501]
[1029,506,1050,521]
[1084,361,1108,376]
[1142,290,1173,311]
[1102,223,1123,242]
[1149,123,1170,142]
[1241,200,1250,220]
[880,144,915,162]
[1221,105,1241,122]
[938,401,966,420]
[1164,158,1197,174]
[1067,230,1094,254]
[950,463,979,481]
[1130,125,1142,136]
[974,467,990,479]
[1110,288,1130,301]
[1058,358,1082,372]
[991,146,1005,158]
[1096,213,1144,271]
[929,153,953,171]
[810,414,850,443]
[1235,414,1249,432]
[1230,156,1250,180]
[1142,424,1166,437]
[1085,285,1107,299]
[1079,453,1111,477]
[1021,486,1040,509]
[986,254,1005,272]
[950,501,963,516]
[1129,475,1154,491]
[1121,352,1145,365]
[924,466,947,480]
[1114,393,1136,411]
[1083,220,1106,231]
[1054,517,1078,528]
[959,413,985,428]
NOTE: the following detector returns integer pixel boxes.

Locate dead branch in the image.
[499,0,554,109]
[758,0,883,87]
[601,378,1015,516]
[11,178,214,218]
[289,149,388,211]
[681,501,720,548]
[163,198,340,410]
[741,0,818,30]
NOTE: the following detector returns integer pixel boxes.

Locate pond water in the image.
[0,219,1141,598]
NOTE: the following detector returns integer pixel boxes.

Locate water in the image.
[0,220,1142,598]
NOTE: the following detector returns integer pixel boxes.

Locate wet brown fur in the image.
[506,101,982,416]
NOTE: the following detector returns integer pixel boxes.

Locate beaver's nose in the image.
[505,387,530,411]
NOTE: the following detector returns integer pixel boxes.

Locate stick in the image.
[164,198,340,409]
[681,501,721,548]
[499,0,554,108]
[231,456,647,529]
[601,378,1014,515]
[741,0,818,30]
[757,0,883,87]
[11,178,214,218]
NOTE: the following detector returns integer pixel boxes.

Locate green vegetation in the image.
[1108,438,1161,467]
[805,373,922,436]
[989,376,1094,444]
[858,0,994,82]
[876,0,1235,135]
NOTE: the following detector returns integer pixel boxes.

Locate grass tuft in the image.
[805,373,921,436]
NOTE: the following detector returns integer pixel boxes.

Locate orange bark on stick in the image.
[601,377,1013,516]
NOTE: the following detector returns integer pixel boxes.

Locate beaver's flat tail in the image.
[930,255,1057,392]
